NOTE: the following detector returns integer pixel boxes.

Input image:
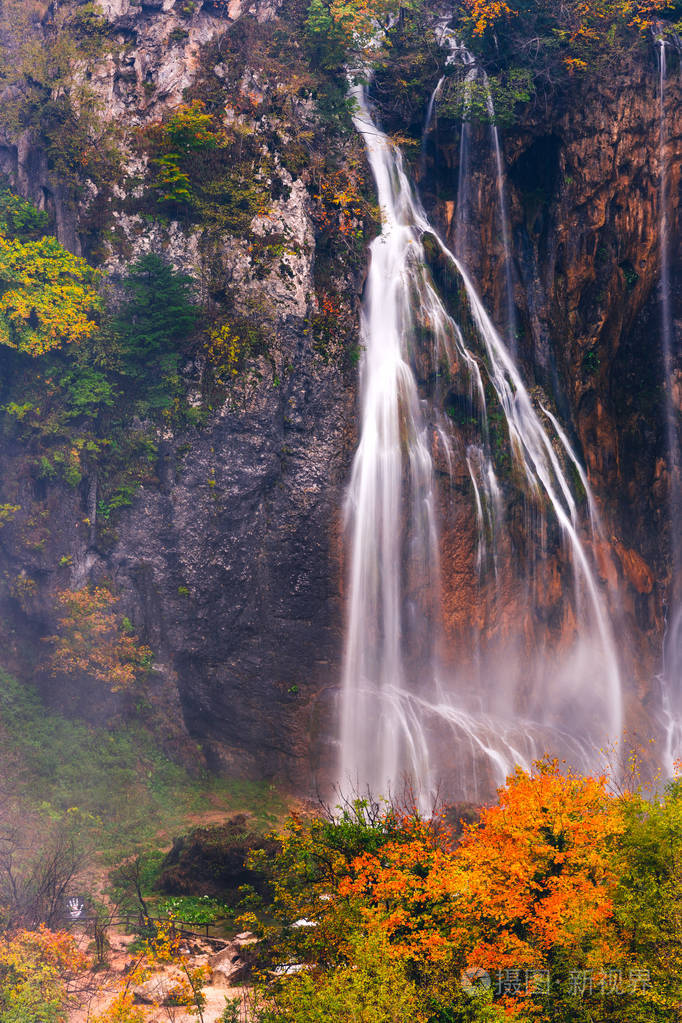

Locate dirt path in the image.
[68,930,252,1023]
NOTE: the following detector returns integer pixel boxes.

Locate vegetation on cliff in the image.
[0,189,202,543]
[0,0,120,208]
[48,585,154,694]
[306,0,682,132]
[0,191,101,356]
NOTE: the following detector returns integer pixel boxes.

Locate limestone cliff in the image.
[0,0,361,786]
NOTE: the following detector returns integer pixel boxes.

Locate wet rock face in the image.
[417,58,682,721]
[107,332,351,781]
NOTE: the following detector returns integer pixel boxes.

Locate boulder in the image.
[210,940,252,987]
[133,969,184,1006]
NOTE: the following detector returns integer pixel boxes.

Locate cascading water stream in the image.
[339,77,623,804]
[440,34,517,351]
[657,38,682,771]
[489,121,518,355]
[422,77,445,148]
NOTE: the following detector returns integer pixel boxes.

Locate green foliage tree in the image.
[261,931,428,1023]
[56,362,115,420]
[439,69,534,127]
[0,189,50,242]
[613,777,682,1020]
[111,254,199,414]
[304,0,432,63]
[150,101,224,212]
[304,0,347,67]
[152,156,194,208]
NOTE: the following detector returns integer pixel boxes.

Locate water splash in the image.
[339,79,622,806]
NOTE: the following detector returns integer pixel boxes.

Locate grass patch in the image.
[0,668,287,860]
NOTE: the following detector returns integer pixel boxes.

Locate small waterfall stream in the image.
[658,37,682,770]
[339,75,623,803]
[441,33,517,352]
[490,121,518,355]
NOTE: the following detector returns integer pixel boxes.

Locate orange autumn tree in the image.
[339,761,627,1021]
[464,0,516,37]
[48,586,153,694]
[451,763,624,973]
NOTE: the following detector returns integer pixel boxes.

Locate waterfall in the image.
[444,35,517,351]
[339,78,622,805]
[490,122,518,355]
[422,76,445,148]
[339,80,441,799]
[657,38,682,771]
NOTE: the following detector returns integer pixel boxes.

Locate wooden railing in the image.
[68,914,230,945]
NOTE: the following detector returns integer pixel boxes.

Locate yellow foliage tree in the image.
[0,234,101,356]
[0,926,88,1022]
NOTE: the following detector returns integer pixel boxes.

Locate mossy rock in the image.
[157,814,279,902]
